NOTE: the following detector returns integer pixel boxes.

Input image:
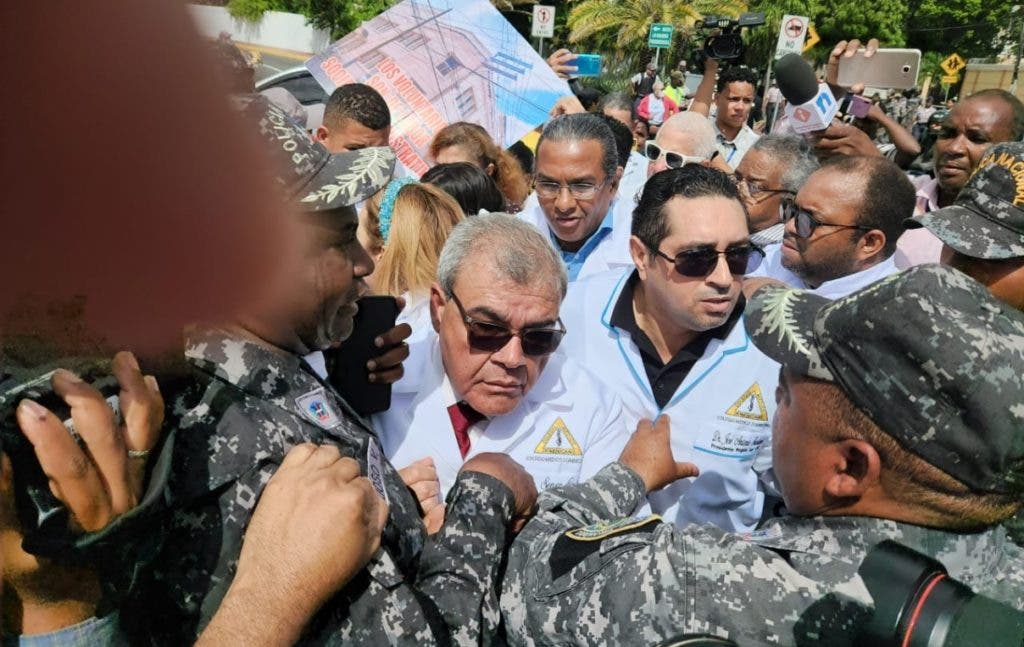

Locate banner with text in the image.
[306,0,570,176]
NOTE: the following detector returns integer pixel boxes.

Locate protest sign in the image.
[306,0,570,175]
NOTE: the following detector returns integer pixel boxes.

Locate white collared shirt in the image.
[303,350,329,380]
[753,245,899,300]
[713,120,759,169]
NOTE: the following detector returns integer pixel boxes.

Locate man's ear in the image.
[858,230,886,260]
[313,125,330,145]
[824,438,881,502]
[429,283,446,333]
[629,235,650,279]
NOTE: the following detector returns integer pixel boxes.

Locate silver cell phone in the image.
[837,48,921,90]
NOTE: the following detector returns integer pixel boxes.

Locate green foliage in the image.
[227,0,398,39]
[905,0,1016,61]
[566,0,748,72]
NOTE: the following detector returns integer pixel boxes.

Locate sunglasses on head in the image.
[644,141,706,169]
[647,243,765,277]
[780,199,875,239]
[449,292,566,356]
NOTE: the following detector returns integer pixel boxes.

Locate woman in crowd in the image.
[359,179,464,338]
[428,122,530,212]
[420,162,504,216]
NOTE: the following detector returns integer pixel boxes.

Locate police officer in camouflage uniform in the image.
[501,263,1024,646]
[124,95,536,645]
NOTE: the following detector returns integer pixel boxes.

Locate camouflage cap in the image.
[905,142,1024,259]
[745,264,1024,494]
[234,93,394,212]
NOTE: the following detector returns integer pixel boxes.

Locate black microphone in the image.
[774,53,839,133]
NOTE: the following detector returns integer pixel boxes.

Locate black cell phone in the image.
[327,296,400,416]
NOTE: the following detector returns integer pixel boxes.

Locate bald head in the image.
[647,112,717,177]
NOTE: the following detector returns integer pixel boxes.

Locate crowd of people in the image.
[4,6,1024,646]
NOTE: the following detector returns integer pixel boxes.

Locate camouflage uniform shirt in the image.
[502,463,1024,646]
[125,329,515,645]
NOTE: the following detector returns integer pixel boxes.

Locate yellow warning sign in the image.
[534,418,582,455]
[725,383,769,422]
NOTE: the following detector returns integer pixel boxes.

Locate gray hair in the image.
[536,113,618,181]
[437,213,568,302]
[749,135,819,193]
[598,92,636,121]
[656,112,717,159]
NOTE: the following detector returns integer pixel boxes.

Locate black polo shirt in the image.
[610,271,745,409]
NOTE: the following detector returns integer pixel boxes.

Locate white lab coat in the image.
[373,333,631,497]
[560,268,781,532]
[517,194,635,284]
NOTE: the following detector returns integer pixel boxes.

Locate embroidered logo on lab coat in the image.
[725,383,769,422]
[534,418,583,455]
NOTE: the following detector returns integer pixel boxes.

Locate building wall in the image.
[187,4,330,55]
[962,64,1024,102]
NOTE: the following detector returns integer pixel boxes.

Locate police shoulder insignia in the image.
[295,388,341,429]
[534,417,582,455]
[725,382,769,421]
[565,515,662,542]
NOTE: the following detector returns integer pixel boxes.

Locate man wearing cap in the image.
[895,89,1024,268]
[558,166,780,533]
[502,264,1024,645]
[907,141,1024,312]
[124,96,537,645]
[754,155,915,299]
[630,62,661,106]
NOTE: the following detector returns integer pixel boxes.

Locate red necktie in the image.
[447,401,484,459]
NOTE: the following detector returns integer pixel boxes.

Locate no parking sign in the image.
[774,15,808,59]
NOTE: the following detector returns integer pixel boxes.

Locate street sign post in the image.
[648,22,674,66]
[941,74,960,85]
[802,24,820,53]
[940,53,966,76]
[532,5,555,57]
[774,14,808,59]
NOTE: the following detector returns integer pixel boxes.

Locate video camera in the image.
[696,12,766,61]
[859,540,1024,646]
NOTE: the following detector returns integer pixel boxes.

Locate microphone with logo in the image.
[775,53,839,134]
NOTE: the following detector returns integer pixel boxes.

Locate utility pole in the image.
[1013,5,1024,95]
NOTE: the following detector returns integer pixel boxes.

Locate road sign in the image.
[648,23,674,49]
[941,74,961,85]
[802,24,820,53]
[774,15,809,59]
[940,52,966,76]
[531,5,555,39]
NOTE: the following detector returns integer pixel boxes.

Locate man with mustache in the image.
[754,156,915,299]
[895,89,1024,268]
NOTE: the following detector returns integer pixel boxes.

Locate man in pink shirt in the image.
[895,89,1023,268]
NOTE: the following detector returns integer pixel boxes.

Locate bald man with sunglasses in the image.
[558,166,780,533]
[374,214,631,514]
[752,155,916,299]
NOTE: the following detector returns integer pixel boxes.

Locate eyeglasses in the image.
[735,177,795,201]
[647,243,765,277]
[533,177,608,200]
[780,199,875,239]
[448,291,566,356]
[644,141,706,169]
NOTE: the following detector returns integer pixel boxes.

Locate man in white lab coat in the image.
[374,214,630,505]
[517,114,634,284]
[560,165,779,532]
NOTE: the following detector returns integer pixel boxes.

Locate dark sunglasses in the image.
[449,292,566,356]
[647,243,765,277]
[780,199,874,239]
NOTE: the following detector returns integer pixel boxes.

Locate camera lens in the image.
[902,64,912,74]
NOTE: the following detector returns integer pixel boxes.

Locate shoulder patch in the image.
[565,514,662,542]
[295,387,341,429]
[534,418,582,455]
[725,382,769,421]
